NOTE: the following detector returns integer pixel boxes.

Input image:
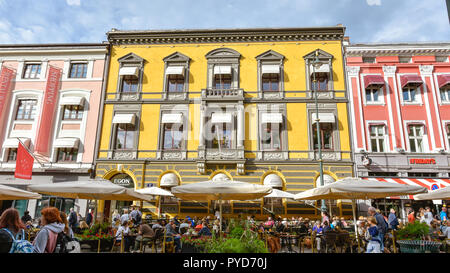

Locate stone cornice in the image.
[346,43,450,56]
[107,27,345,45]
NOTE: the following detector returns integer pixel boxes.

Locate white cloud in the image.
[366,0,381,6]
[66,0,81,6]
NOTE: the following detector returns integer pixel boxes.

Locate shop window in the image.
[408,172,437,178]
[69,63,88,78]
[408,125,424,152]
[15,99,37,121]
[22,63,41,79]
[368,172,398,177]
[115,124,136,150]
[62,105,83,120]
[163,123,183,150]
[312,123,333,150]
[370,125,386,152]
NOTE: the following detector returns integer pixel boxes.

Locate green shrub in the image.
[396,221,429,241]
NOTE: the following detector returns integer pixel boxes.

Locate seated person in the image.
[179,219,190,234]
[264,217,275,228]
[194,222,203,232]
[165,220,181,253]
[132,222,155,252]
[198,221,212,236]
[152,220,163,230]
[115,221,132,252]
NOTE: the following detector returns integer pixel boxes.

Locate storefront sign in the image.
[35,66,61,154]
[409,158,436,164]
[110,173,134,189]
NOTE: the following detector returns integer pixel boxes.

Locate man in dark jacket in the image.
[368,207,388,252]
[68,208,78,230]
[388,208,399,230]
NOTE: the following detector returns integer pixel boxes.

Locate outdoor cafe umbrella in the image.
[0,184,42,200]
[294,177,427,252]
[413,186,450,200]
[264,188,296,214]
[171,177,273,233]
[136,186,174,218]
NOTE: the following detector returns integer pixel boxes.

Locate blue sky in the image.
[0,0,448,44]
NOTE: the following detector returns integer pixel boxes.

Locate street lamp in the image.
[311,50,328,213]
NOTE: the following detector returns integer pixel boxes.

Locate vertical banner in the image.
[34,66,61,155]
[15,142,34,180]
[0,67,16,144]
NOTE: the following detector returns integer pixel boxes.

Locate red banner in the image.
[0,67,15,143]
[15,142,34,180]
[34,66,61,155]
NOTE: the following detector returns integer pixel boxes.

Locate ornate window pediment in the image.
[256,50,285,99]
[303,49,334,60]
[117,52,145,66]
[256,50,285,61]
[163,51,190,63]
[205,48,241,60]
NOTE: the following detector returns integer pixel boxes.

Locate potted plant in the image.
[396,221,441,253]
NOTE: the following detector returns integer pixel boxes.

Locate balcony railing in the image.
[201,88,244,100]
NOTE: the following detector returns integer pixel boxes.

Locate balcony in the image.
[201,88,244,100]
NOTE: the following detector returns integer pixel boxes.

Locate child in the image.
[365,216,381,253]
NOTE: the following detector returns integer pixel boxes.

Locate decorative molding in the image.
[419,65,434,74]
[382,66,397,74]
[113,151,136,160]
[347,66,360,76]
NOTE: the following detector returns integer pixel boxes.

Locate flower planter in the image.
[181,243,201,253]
[78,238,114,252]
[397,240,442,253]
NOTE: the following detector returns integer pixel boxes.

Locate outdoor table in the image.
[279,233,299,253]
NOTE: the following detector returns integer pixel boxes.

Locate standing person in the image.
[0,208,27,253]
[21,211,32,225]
[60,212,74,239]
[440,206,447,222]
[321,211,330,226]
[388,208,399,230]
[85,209,93,227]
[421,207,433,226]
[120,209,129,225]
[68,208,78,231]
[368,207,388,253]
[407,208,415,224]
[365,216,381,253]
[32,207,65,253]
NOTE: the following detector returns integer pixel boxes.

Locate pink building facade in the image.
[346,43,450,216]
[0,44,107,218]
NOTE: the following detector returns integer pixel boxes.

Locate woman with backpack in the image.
[32,207,65,253]
[0,208,28,253]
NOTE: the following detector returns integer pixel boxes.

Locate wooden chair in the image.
[310,231,317,253]
[110,233,124,253]
[162,229,175,253]
[323,231,338,253]
[336,232,351,253]
[151,228,165,253]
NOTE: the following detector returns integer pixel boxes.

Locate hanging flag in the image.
[14,142,34,180]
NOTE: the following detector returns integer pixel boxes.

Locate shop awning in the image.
[310,63,330,74]
[166,66,185,76]
[119,67,139,77]
[400,74,423,88]
[311,113,335,124]
[211,112,232,123]
[112,113,136,125]
[263,174,283,188]
[2,138,30,148]
[60,96,85,106]
[161,113,183,124]
[437,74,450,88]
[213,65,232,75]
[364,75,385,89]
[53,138,80,148]
[364,177,450,199]
[261,113,283,123]
[261,64,280,74]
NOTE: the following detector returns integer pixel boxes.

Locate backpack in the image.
[54,232,80,253]
[1,228,34,253]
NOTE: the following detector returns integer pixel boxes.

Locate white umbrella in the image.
[172,177,272,233]
[264,189,295,214]
[414,186,450,200]
[294,177,427,252]
[0,184,42,200]
[136,186,174,218]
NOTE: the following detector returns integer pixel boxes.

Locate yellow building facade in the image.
[95,27,354,220]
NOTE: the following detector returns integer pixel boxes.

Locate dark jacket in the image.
[368,226,381,243]
[68,211,78,226]
[375,213,388,234]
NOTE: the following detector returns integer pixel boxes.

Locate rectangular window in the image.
[407,172,437,178]
[408,125,424,152]
[262,73,279,92]
[22,63,41,79]
[370,125,386,152]
[312,123,333,150]
[69,63,88,78]
[435,56,448,63]
[211,123,232,149]
[362,57,376,63]
[62,105,83,120]
[368,172,398,177]
[261,122,281,151]
[366,87,381,103]
[167,74,184,92]
[440,87,450,102]
[162,123,183,150]
[121,75,138,92]
[7,148,17,162]
[447,125,450,145]
[15,99,37,121]
[311,73,328,91]
[399,56,412,63]
[57,148,78,162]
[214,74,232,90]
[115,124,136,150]
[402,86,418,102]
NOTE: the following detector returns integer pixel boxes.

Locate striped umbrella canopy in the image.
[414,186,450,201]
